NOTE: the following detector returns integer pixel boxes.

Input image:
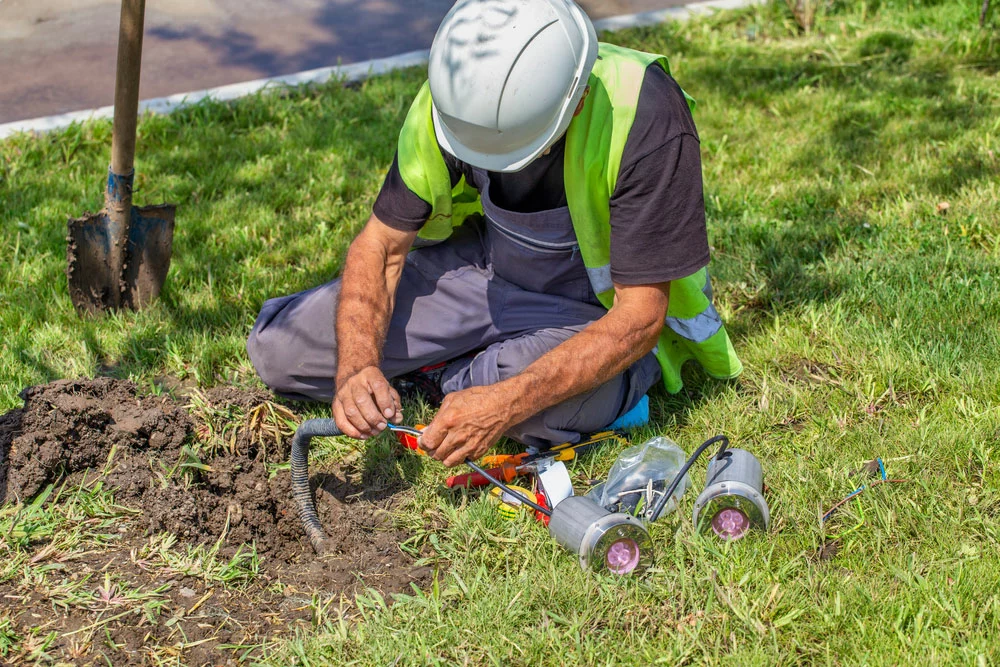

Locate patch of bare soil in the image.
[780,356,841,387]
[0,378,432,665]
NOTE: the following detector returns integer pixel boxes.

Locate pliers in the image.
[445,430,626,488]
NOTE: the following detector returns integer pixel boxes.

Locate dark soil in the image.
[817,539,841,561]
[0,378,433,666]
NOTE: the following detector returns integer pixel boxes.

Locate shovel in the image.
[67,0,175,314]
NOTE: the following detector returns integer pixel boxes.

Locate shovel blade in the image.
[67,211,117,314]
[123,203,176,309]
[67,203,176,314]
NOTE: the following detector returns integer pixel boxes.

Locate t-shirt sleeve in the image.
[372,152,433,232]
[609,65,710,285]
[373,149,477,232]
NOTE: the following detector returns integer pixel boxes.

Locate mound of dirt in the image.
[0,378,434,665]
[3,378,191,504]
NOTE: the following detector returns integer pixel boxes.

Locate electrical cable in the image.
[821,456,909,522]
[822,478,908,521]
[464,459,553,516]
[648,434,730,522]
[385,423,423,438]
[387,423,552,516]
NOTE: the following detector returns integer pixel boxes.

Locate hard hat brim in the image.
[431,82,584,173]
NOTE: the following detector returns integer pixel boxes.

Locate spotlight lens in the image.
[712,508,750,540]
[605,538,641,574]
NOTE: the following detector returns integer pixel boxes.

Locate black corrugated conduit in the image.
[291,418,554,555]
[289,417,341,553]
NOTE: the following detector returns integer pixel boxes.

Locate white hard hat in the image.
[428,0,599,173]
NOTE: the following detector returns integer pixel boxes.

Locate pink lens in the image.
[605,538,641,574]
[711,508,750,540]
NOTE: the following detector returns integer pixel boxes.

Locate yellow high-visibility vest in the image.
[396,43,742,392]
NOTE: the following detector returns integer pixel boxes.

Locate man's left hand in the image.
[418,385,514,467]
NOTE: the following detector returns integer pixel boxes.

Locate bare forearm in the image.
[334,216,413,384]
[331,215,414,439]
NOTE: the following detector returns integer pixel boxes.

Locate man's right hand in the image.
[332,214,414,439]
[332,366,402,439]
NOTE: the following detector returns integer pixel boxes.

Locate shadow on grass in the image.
[654,365,745,429]
[688,24,994,155]
[2,70,423,391]
[685,27,996,345]
[925,146,1000,197]
[709,183,867,341]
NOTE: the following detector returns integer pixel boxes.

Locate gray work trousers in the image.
[246,219,660,448]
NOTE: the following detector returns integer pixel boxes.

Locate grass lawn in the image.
[2,0,999,663]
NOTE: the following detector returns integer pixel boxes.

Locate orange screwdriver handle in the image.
[481,452,528,467]
[394,431,426,455]
[392,424,428,455]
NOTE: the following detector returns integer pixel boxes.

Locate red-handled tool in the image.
[446,461,523,488]
[388,423,427,455]
[448,430,626,488]
[481,430,625,468]
[534,490,551,526]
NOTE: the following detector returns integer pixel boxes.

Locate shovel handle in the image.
[111,0,146,177]
[100,0,146,309]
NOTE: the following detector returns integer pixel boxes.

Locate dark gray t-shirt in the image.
[374,64,710,284]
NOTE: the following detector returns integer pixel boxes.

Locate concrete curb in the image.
[0,0,758,140]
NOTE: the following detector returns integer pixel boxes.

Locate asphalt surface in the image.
[0,0,692,124]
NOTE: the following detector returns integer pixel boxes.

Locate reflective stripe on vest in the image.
[586,265,614,296]
[667,303,722,344]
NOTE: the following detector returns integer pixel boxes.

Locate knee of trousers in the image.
[466,338,551,386]
[245,282,342,398]
[246,319,307,395]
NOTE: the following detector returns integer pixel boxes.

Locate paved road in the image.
[0,0,691,123]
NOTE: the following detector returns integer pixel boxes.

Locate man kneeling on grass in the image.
[246,0,742,466]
